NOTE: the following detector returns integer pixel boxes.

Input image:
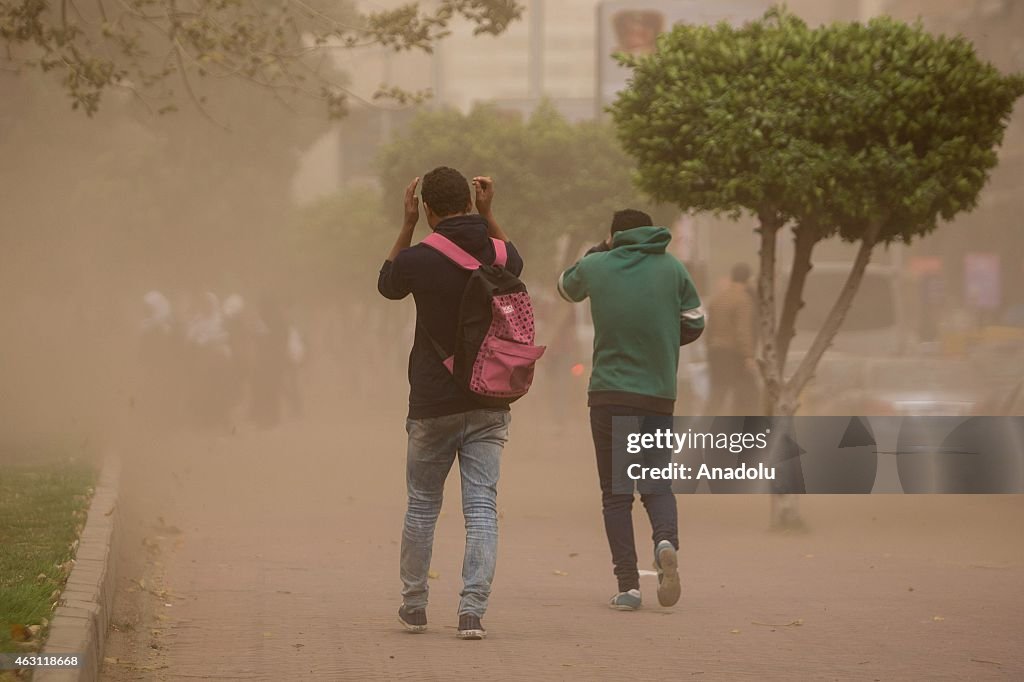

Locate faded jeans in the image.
[400,409,510,618]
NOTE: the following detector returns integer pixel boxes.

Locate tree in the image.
[1,0,521,118]
[285,184,391,300]
[611,8,1024,422]
[377,100,667,280]
[2,0,526,291]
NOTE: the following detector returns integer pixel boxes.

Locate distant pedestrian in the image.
[222,293,250,416]
[138,290,183,428]
[284,323,305,418]
[184,292,233,430]
[704,263,759,416]
[249,295,288,428]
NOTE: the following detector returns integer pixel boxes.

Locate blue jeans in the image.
[400,409,510,618]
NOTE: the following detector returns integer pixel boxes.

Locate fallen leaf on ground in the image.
[428,570,440,579]
[933,616,945,622]
[553,570,569,576]
[729,629,741,634]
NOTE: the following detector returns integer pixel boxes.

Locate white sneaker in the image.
[608,588,642,610]
[655,540,681,607]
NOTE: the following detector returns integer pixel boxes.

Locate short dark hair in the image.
[731,262,752,283]
[421,166,471,219]
[610,209,653,234]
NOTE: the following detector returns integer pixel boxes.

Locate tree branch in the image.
[784,218,883,405]
[755,208,783,416]
[167,0,227,130]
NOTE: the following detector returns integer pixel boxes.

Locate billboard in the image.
[596,0,771,115]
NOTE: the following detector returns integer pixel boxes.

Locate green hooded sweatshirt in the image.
[557,226,705,412]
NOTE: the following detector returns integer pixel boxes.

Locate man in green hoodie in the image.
[557,209,704,610]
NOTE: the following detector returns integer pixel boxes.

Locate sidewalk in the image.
[101,414,1024,680]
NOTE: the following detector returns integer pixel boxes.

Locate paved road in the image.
[101,405,1024,680]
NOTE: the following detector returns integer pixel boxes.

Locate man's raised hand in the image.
[473,176,495,217]
[404,176,421,229]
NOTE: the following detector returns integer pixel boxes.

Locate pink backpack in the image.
[422,233,545,407]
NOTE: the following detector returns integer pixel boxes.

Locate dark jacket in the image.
[378,214,524,419]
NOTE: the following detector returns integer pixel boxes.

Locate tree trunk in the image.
[775,225,817,375]
[755,211,783,415]
[785,219,883,403]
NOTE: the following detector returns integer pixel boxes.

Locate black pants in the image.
[589,404,678,593]
[705,347,758,415]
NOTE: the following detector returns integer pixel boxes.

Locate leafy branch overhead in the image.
[0,0,523,117]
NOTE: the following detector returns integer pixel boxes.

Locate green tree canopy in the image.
[377,100,666,279]
[612,7,1024,415]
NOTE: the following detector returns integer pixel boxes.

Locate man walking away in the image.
[378,167,523,639]
[557,209,704,610]
[704,263,759,416]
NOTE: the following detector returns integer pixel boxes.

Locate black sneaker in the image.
[398,604,427,633]
[456,614,486,640]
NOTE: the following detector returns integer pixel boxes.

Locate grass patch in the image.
[0,458,95,654]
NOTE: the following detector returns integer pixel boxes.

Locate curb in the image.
[34,457,121,682]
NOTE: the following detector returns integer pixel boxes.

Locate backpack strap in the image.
[421,232,508,269]
[491,238,508,268]
[421,233,480,270]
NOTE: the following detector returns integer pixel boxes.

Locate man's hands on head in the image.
[473,176,494,217]
[473,175,510,242]
[404,176,421,230]
[386,176,420,262]
[390,174,509,253]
